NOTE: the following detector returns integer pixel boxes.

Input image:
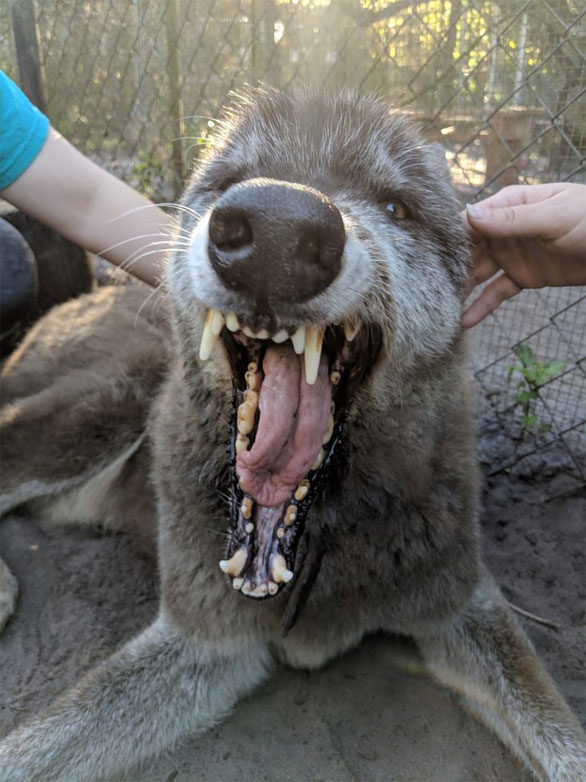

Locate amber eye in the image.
[380,199,409,219]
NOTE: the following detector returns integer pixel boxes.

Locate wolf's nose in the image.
[208,178,345,308]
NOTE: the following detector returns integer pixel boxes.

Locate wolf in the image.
[0,88,584,780]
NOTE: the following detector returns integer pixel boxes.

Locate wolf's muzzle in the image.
[208,177,345,311]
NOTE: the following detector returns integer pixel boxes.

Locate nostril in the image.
[209,210,253,251]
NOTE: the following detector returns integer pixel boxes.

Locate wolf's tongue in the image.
[236,344,331,506]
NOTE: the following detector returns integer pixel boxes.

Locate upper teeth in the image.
[199,309,361,386]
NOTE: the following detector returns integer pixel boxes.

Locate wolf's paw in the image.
[0,557,18,632]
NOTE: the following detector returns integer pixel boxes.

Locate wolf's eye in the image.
[380,199,409,219]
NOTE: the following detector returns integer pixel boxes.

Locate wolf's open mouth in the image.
[199,309,381,600]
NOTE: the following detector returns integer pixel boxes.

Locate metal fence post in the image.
[11,0,46,112]
[166,0,185,200]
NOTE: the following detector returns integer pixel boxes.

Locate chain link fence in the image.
[1,0,585,493]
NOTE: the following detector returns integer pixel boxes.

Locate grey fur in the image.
[0,88,584,780]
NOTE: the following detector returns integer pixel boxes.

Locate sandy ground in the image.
[0,394,584,782]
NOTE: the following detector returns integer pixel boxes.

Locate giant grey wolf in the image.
[0,88,584,780]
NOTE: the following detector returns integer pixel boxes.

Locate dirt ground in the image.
[0,393,583,782]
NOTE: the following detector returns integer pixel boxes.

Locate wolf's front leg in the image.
[414,569,586,781]
[0,615,273,781]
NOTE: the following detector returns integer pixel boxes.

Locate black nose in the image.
[207,178,345,309]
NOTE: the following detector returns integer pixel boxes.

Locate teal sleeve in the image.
[0,70,50,190]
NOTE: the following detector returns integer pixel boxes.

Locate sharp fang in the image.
[226,312,239,332]
[199,309,220,361]
[291,325,306,355]
[209,309,226,337]
[219,548,247,577]
[233,578,243,590]
[304,325,324,385]
[271,554,294,584]
[268,581,279,595]
[344,319,361,342]
[272,329,288,343]
[323,414,334,444]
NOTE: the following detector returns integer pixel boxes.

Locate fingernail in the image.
[466,203,491,221]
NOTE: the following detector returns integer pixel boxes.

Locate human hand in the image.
[462,182,586,327]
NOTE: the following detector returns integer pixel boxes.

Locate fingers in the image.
[465,253,500,295]
[465,202,551,241]
[471,183,564,210]
[462,272,522,328]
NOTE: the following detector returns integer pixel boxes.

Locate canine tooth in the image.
[241,498,253,520]
[271,554,294,584]
[294,480,310,502]
[323,414,334,444]
[199,309,220,361]
[272,329,288,343]
[304,325,324,385]
[291,325,306,355]
[284,505,297,526]
[245,522,254,534]
[248,362,258,372]
[344,319,360,342]
[226,312,240,332]
[237,400,256,435]
[235,433,249,454]
[232,578,243,590]
[210,308,226,337]
[276,527,285,539]
[219,548,247,577]
[311,448,325,471]
[330,370,341,385]
[268,581,279,595]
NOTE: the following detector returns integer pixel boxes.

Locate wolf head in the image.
[166,87,470,601]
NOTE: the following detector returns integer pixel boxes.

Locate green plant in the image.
[506,345,564,432]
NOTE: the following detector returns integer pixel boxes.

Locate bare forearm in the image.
[1,129,177,286]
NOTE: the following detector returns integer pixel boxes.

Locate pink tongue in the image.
[236,344,331,506]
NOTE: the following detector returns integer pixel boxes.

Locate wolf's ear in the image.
[425,142,451,181]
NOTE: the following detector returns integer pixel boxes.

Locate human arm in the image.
[0,128,176,287]
[462,182,586,327]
